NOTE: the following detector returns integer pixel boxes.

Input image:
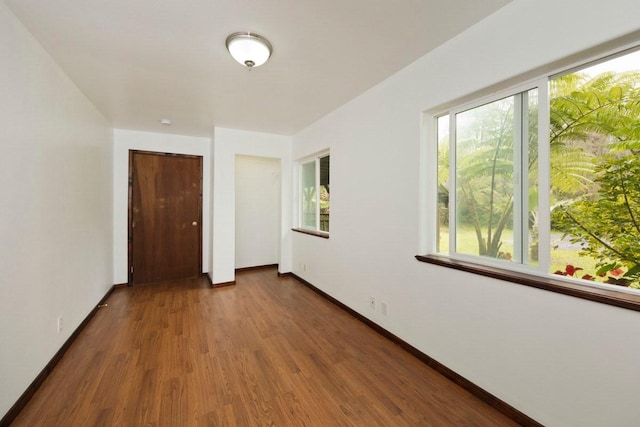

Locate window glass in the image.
[301,160,317,228]
[526,89,539,265]
[549,51,640,287]
[319,155,330,232]
[455,96,516,260]
[436,115,449,253]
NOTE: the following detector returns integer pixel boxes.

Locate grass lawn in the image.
[438,226,602,279]
[549,247,599,276]
[438,226,514,259]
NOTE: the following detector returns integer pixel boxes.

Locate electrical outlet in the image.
[381,302,388,316]
[57,316,63,333]
[369,297,376,310]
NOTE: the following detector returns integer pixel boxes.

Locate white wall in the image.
[212,128,292,284]
[291,1,640,426]
[112,129,211,284]
[235,155,281,269]
[0,2,113,419]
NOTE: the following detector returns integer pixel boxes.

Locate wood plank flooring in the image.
[10,268,519,426]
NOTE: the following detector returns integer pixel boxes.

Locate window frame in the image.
[419,43,640,311]
[446,82,545,266]
[294,150,330,237]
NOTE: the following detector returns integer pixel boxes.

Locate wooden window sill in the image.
[292,228,330,239]
[416,254,640,312]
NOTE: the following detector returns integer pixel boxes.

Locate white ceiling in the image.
[4,0,510,137]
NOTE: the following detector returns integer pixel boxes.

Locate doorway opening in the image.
[235,155,281,270]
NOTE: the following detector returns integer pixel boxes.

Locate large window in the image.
[299,153,330,234]
[431,48,640,295]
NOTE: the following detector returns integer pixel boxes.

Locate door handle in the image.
[192,221,198,226]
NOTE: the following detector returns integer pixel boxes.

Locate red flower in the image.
[609,268,624,277]
[564,265,583,276]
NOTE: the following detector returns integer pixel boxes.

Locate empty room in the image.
[2,0,640,426]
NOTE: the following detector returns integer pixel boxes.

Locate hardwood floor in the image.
[11,268,519,426]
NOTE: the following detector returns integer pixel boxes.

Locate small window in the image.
[299,153,330,234]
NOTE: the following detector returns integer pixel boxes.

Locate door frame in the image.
[127,149,203,285]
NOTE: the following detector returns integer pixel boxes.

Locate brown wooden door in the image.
[129,151,202,284]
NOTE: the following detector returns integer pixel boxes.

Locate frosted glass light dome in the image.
[225,32,272,69]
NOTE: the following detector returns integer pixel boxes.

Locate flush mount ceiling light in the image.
[225,32,272,69]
